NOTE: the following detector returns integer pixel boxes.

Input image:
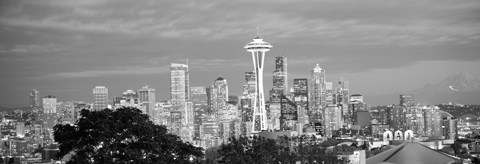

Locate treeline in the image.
[207,135,365,164]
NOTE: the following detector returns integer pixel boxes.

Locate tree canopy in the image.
[216,135,348,164]
[217,136,295,164]
[53,107,203,164]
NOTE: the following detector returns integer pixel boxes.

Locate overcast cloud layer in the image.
[1,0,479,107]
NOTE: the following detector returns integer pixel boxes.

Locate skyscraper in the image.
[270,56,288,103]
[206,86,215,115]
[93,86,108,111]
[30,89,40,109]
[213,77,228,115]
[293,78,309,124]
[310,64,326,123]
[270,56,288,130]
[324,104,342,138]
[42,95,57,113]
[337,80,350,105]
[243,71,256,98]
[191,86,208,138]
[138,85,155,117]
[113,89,138,108]
[191,87,207,105]
[280,95,297,131]
[245,35,272,133]
[170,63,190,110]
[325,82,334,105]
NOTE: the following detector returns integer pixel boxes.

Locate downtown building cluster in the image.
[1,36,463,160]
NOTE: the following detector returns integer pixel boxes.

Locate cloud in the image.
[0,44,62,53]
[1,0,478,45]
[189,59,251,71]
[35,65,170,79]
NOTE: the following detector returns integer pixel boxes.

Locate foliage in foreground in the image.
[54,107,203,164]
[216,135,354,164]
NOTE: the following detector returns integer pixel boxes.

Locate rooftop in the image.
[366,141,457,164]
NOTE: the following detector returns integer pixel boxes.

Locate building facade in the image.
[212,77,229,116]
[324,105,342,138]
[270,56,288,103]
[138,86,155,117]
[310,64,326,124]
[280,95,297,131]
[293,78,309,125]
[170,63,190,110]
[42,95,57,114]
[30,89,40,109]
[93,86,108,111]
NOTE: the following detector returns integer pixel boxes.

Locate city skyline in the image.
[1,0,480,107]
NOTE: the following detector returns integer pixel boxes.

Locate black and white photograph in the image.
[0,0,479,163]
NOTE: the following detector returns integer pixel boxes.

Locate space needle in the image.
[244,31,272,133]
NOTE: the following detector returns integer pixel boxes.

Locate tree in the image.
[53,107,203,164]
[217,136,293,164]
[217,136,252,164]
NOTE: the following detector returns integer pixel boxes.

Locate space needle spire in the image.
[244,31,272,133]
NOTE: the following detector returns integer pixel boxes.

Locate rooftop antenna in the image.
[186,58,189,66]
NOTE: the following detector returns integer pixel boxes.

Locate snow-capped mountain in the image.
[418,72,480,93]
[413,73,480,104]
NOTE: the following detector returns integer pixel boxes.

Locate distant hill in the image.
[0,106,31,112]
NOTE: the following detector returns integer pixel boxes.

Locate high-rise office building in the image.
[243,72,256,98]
[400,94,414,107]
[293,78,309,124]
[269,56,288,130]
[270,56,288,103]
[336,80,350,105]
[213,77,228,115]
[311,64,326,107]
[348,94,366,126]
[241,72,256,132]
[138,85,156,117]
[240,97,254,122]
[42,95,57,114]
[171,63,190,110]
[184,101,194,125]
[93,86,108,111]
[324,105,342,138]
[404,106,425,136]
[206,86,215,115]
[191,87,208,138]
[191,87,208,105]
[443,117,458,140]
[245,35,272,133]
[325,82,334,105]
[30,89,40,109]
[310,64,326,123]
[423,106,442,137]
[113,89,138,108]
[280,95,297,131]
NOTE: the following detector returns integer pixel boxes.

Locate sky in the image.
[1,0,479,107]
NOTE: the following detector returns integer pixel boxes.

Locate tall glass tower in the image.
[270,56,288,103]
[170,63,190,110]
[245,35,272,133]
[29,89,40,109]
